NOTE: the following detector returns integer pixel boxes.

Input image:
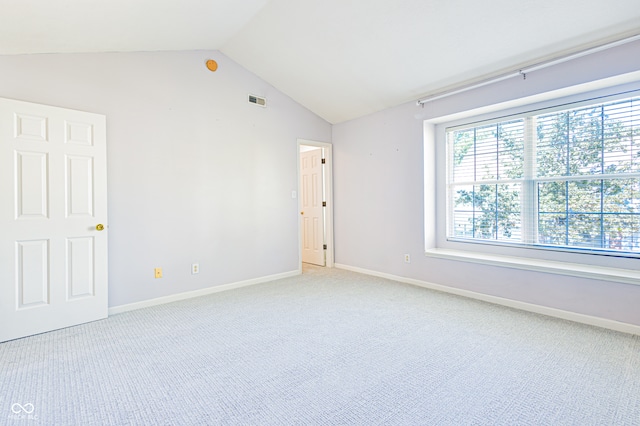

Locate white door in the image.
[0,98,108,342]
[300,148,325,266]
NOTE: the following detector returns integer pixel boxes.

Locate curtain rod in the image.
[416,33,640,106]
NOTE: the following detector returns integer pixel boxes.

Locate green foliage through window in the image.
[447,95,640,254]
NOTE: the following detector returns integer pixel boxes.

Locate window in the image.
[447,94,640,256]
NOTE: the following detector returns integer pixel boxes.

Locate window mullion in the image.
[473,128,477,238]
[600,106,605,249]
[446,131,455,238]
[565,113,570,246]
[522,116,536,244]
[494,124,499,239]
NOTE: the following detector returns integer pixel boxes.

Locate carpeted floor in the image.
[1,265,639,425]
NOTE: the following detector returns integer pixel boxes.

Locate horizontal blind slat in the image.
[447,94,640,254]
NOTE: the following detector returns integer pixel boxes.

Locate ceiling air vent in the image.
[248,94,267,107]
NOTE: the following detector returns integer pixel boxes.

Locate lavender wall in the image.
[0,51,331,307]
[333,40,640,326]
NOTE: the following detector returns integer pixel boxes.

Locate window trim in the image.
[446,97,640,258]
[425,75,640,284]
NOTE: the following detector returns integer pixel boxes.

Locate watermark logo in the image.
[11,403,34,414]
[8,403,37,421]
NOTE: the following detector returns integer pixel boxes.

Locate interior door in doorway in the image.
[0,97,108,342]
[300,148,325,266]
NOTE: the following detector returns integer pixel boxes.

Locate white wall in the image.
[0,51,331,308]
[332,40,640,327]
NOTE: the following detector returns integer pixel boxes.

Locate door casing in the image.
[297,139,334,268]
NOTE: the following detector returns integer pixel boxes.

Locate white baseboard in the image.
[335,263,640,336]
[108,269,301,315]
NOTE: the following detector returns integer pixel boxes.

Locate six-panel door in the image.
[300,148,325,266]
[0,98,107,342]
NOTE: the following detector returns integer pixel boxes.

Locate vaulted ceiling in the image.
[2,0,640,123]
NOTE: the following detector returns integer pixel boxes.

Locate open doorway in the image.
[298,139,334,268]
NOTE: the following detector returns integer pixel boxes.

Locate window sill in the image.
[424,248,640,286]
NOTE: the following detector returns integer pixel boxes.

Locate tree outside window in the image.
[448,96,640,254]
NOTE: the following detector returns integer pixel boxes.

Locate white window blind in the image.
[447,95,640,256]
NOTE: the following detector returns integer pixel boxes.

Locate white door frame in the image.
[297,139,334,268]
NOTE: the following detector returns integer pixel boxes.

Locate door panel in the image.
[66,237,95,299]
[15,114,48,141]
[17,240,50,308]
[65,121,93,146]
[0,98,107,342]
[66,155,94,217]
[16,151,49,218]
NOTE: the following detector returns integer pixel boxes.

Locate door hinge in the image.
[323,244,327,250]
[322,201,326,207]
[321,158,326,164]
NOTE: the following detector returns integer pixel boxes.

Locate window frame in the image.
[427,81,640,278]
[445,93,640,258]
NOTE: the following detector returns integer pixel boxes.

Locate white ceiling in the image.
[2,0,640,123]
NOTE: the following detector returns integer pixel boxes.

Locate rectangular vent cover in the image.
[248,94,267,107]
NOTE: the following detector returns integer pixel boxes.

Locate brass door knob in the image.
[96,224,105,231]
[300,212,304,215]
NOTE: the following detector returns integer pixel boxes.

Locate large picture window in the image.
[447,95,640,256]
